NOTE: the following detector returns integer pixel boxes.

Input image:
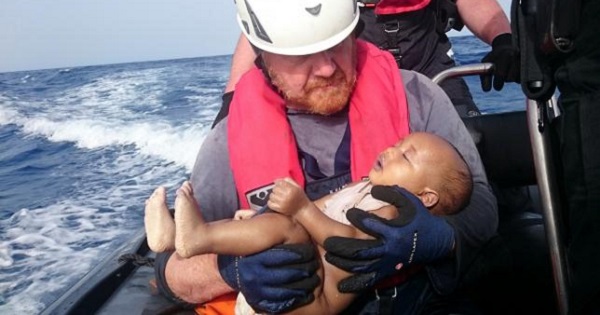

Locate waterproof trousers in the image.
[553,0,600,313]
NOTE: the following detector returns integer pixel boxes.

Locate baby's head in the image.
[368,132,472,215]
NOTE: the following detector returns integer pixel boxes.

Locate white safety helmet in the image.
[235,0,360,55]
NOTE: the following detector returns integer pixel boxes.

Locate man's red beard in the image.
[270,67,356,115]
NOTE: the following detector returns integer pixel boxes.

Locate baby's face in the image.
[368,133,450,193]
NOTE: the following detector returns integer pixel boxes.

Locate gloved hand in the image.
[218,244,320,314]
[480,33,520,92]
[323,185,455,293]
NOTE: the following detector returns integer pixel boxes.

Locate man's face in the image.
[262,36,357,115]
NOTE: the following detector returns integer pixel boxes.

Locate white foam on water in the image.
[0,151,191,314]
[0,60,223,314]
[0,245,13,268]
[18,115,206,171]
[54,68,165,114]
[0,107,19,125]
[0,205,124,313]
[0,68,211,171]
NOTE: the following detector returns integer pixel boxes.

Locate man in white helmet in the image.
[221,0,519,119]
[151,0,496,313]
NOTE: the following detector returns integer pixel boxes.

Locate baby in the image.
[145,132,473,314]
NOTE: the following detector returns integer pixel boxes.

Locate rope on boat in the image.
[118,253,155,267]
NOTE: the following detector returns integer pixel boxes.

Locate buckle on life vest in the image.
[382,20,402,67]
[374,286,398,300]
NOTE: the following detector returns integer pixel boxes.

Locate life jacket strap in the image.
[381,19,403,67]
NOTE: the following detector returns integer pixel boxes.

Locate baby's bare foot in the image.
[144,186,175,252]
[174,181,206,258]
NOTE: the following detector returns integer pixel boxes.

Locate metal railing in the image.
[432,63,569,315]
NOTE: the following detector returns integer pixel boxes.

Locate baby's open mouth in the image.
[373,155,384,170]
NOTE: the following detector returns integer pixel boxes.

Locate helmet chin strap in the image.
[253,55,288,102]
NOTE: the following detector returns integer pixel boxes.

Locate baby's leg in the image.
[144,186,175,252]
[174,181,208,258]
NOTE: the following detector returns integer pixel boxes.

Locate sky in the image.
[0,0,512,73]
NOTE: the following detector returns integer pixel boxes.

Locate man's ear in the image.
[418,187,439,209]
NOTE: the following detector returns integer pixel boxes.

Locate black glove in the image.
[480,33,520,91]
[218,244,320,313]
[323,186,455,293]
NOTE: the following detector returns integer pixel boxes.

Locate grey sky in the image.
[0,0,512,73]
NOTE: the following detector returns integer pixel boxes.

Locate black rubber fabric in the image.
[211,91,233,129]
[552,1,600,313]
[154,251,197,309]
[358,7,480,117]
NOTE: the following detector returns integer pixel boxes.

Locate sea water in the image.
[0,36,524,314]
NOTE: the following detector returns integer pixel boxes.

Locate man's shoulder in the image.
[400,69,446,108]
[399,69,426,80]
[400,69,439,91]
[200,118,229,157]
[400,69,458,131]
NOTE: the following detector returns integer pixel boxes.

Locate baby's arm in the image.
[268,179,403,314]
[268,178,366,247]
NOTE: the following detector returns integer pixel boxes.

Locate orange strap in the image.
[194,292,237,315]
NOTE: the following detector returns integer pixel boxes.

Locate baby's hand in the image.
[267,177,311,216]
[234,209,257,220]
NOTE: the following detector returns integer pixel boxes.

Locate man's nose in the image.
[310,51,336,77]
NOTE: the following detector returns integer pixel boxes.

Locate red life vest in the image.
[228,40,410,209]
[373,0,431,15]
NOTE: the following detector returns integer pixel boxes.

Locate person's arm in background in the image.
[457,0,511,44]
[224,34,257,93]
[457,0,520,91]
